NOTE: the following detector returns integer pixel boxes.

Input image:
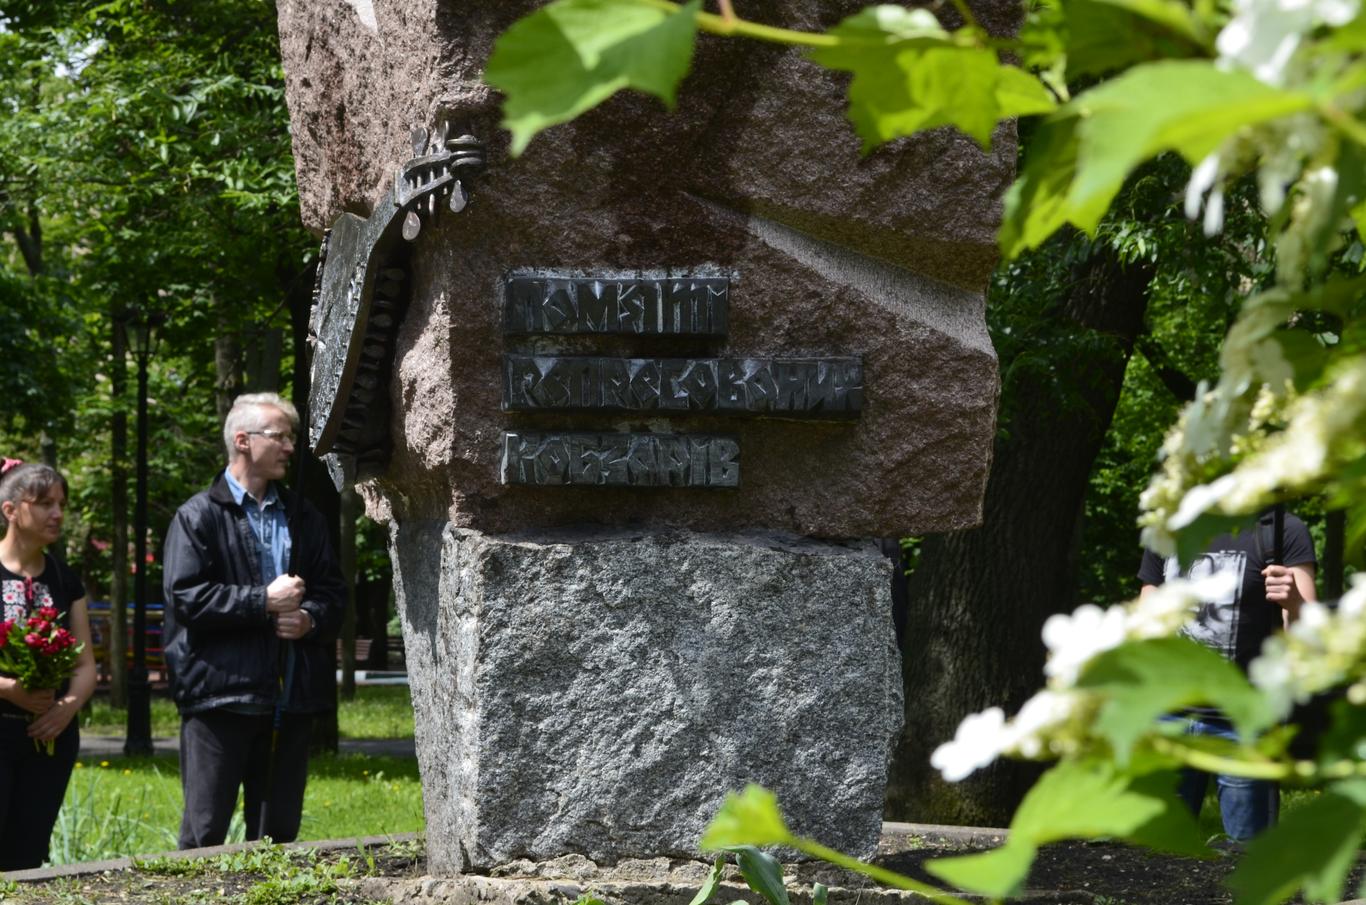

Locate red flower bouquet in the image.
[0,605,83,753]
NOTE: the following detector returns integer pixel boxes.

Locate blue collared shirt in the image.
[223,468,292,586]
[223,468,298,714]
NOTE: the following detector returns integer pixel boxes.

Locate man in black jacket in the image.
[163,392,345,848]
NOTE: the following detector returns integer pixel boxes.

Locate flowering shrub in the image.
[485,0,1366,902]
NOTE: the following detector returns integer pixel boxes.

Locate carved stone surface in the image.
[505,274,729,336]
[503,356,862,416]
[391,523,902,872]
[276,0,1009,537]
[502,431,740,488]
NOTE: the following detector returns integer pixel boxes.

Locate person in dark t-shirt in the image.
[1138,508,1316,841]
[0,461,97,870]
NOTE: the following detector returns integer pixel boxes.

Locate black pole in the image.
[1272,502,1285,566]
[125,326,153,757]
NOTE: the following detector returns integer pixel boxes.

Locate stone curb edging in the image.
[2,831,421,883]
[880,821,1008,844]
[25,824,1359,905]
[5,822,1008,885]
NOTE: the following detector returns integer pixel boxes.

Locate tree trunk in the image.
[214,324,243,421]
[244,326,284,393]
[886,245,1155,827]
[339,487,359,701]
[110,314,130,708]
[39,432,65,566]
[10,200,43,276]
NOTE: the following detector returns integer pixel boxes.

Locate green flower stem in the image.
[1147,736,1291,781]
[787,835,978,905]
[1149,734,1366,786]
[633,0,838,45]
[944,0,984,34]
[1319,103,1366,148]
[634,0,994,50]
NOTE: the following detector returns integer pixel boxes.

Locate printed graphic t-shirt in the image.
[0,554,85,716]
[1137,513,1316,672]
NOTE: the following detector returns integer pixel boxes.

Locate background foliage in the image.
[0,0,314,601]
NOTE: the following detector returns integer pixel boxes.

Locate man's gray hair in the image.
[223,393,301,461]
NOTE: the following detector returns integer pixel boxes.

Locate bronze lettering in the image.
[502,356,860,418]
[502,432,740,488]
[505,275,728,336]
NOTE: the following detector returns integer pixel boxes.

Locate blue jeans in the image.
[1174,716,1278,841]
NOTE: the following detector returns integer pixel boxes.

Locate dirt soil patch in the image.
[874,829,1366,904]
[4,832,1363,904]
[1,840,425,905]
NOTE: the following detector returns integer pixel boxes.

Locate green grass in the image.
[79,684,415,740]
[48,753,423,865]
[81,694,182,737]
[336,685,415,739]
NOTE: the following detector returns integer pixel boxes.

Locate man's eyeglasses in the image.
[246,429,297,445]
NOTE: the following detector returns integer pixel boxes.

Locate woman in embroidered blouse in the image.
[0,461,96,870]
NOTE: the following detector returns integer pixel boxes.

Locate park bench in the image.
[87,601,167,686]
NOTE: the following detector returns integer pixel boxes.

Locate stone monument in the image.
[276,0,1012,876]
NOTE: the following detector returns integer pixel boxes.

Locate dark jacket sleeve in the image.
[296,503,346,641]
[1137,548,1168,587]
[163,502,270,629]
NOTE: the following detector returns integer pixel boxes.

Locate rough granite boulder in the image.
[276,0,1012,539]
[390,523,902,871]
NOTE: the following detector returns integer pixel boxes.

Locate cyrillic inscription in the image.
[504,276,728,336]
[503,356,862,416]
[501,432,740,487]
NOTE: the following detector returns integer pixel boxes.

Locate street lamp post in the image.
[125,307,164,757]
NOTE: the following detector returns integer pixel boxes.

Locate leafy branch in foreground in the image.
[488,1,1366,903]
[698,785,973,905]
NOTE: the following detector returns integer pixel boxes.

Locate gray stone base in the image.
[355,833,1096,905]
[359,856,883,905]
[390,525,903,872]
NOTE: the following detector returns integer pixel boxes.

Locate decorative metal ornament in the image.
[308,121,485,475]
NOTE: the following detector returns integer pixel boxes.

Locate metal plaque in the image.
[501,431,740,488]
[504,275,729,336]
[502,355,862,416]
[309,121,485,460]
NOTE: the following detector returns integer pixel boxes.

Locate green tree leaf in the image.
[1058,0,1206,78]
[1001,61,1314,255]
[1226,780,1366,905]
[1078,637,1276,759]
[927,759,1205,897]
[1009,760,1207,854]
[1312,697,1366,764]
[687,858,725,905]
[995,66,1060,118]
[485,0,701,155]
[809,7,1054,149]
[924,842,1036,899]
[726,845,791,905]
[700,785,792,850]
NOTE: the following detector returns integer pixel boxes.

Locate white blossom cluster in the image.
[1143,355,1366,555]
[1185,0,1358,235]
[930,574,1235,782]
[1249,575,1366,720]
[1145,0,1362,553]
